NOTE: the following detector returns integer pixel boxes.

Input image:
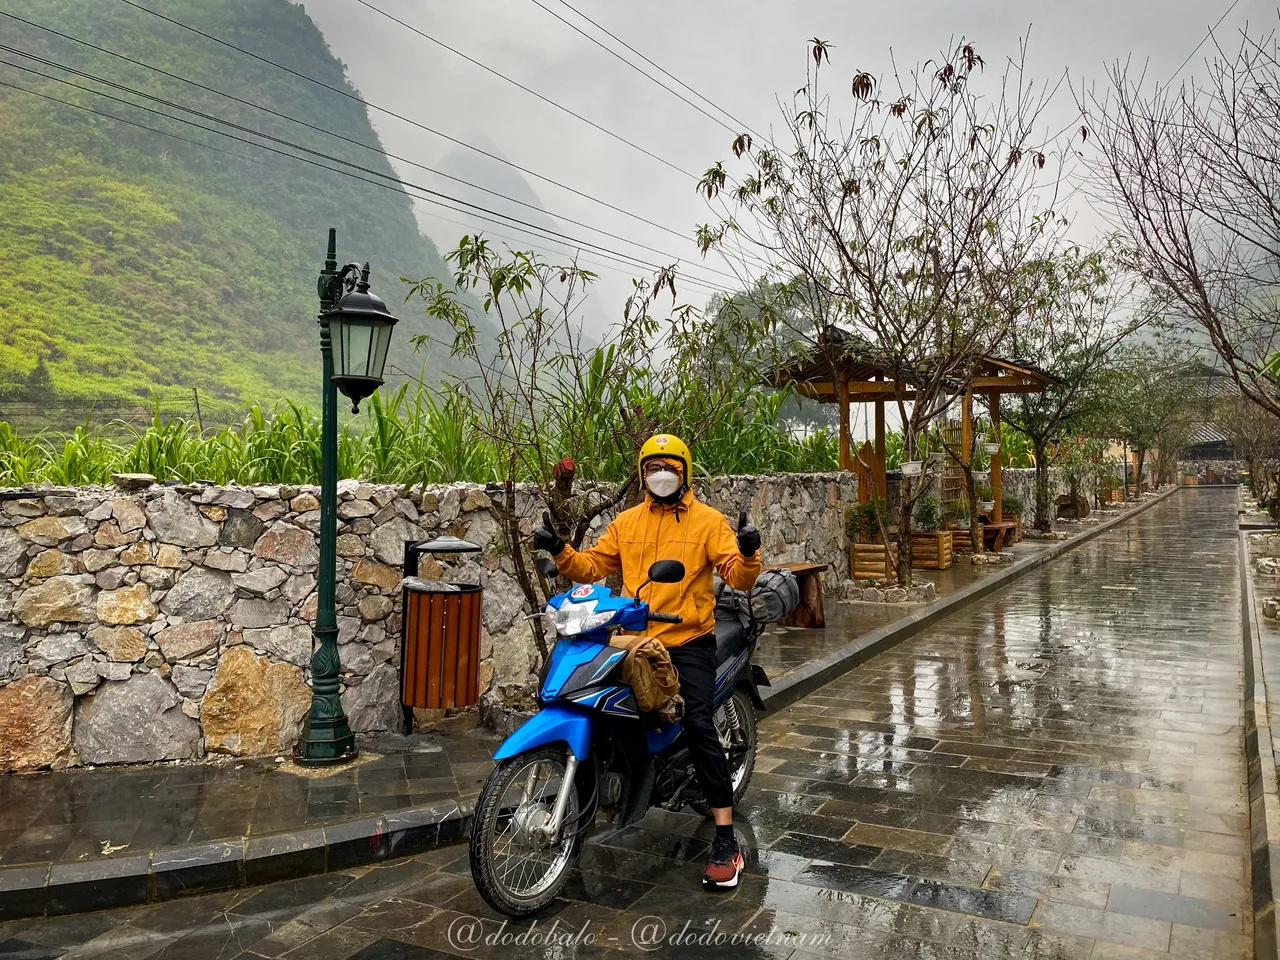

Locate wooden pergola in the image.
[773,332,1057,524]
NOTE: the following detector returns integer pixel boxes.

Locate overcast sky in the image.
[301,0,1266,351]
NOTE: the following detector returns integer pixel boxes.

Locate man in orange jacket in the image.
[533,434,761,890]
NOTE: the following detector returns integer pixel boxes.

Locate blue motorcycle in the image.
[469,558,772,916]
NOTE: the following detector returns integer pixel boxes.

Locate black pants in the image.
[668,634,733,809]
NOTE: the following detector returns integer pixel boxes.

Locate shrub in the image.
[914,495,941,532]
[1001,494,1025,516]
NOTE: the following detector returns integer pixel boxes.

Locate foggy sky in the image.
[300,0,1267,342]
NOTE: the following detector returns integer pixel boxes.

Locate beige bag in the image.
[609,634,682,719]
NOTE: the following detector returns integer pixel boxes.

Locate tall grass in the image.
[0,383,836,487]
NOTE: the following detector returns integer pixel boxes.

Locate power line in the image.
[0,12,742,286]
[107,0,740,271]
[0,49,729,295]
[0,55,728,296]
[1169,0,1242,83]
[0,71,725,302]
[536,0,762,142]
[524,0,737,137]
[351,0,695,180]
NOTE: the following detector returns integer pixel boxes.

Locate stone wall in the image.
[0,473,856,770]
[1178,459,1244,484]
[991,468,1066,524]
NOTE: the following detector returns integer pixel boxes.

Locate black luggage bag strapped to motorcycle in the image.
[715,567,800,624]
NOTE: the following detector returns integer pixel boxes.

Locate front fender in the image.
[492,701,591,761]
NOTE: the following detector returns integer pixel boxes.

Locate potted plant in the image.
[983,426,1002,457]
[976,484,995,517]
[847,498,893,579]
[1001,493,1025,541]
[910,494,954,569]
[901,459,924,478]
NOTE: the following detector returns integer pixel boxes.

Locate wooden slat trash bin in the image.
[399,535,483,732]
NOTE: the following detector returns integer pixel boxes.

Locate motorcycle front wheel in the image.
[469,744,585,917]
[690,686,757,815]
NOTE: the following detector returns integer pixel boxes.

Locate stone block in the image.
[0,675,73,771]
[201,646,310,756]
[352,559,400,590]
[97,583,156,625]
[73,672,201,764]
[244,623,312,667]
[89,626,148,662]
[27,549,80,579]
[231,567,288,596]
[111,499,147,533]
[230,597,290,630]
[160,567,235,620]
[145,493,218,548]
[155,620,223,661]
[15,577,96,627]
[253,523,318,567]
[219,508,264,548]
[17,516,88,546]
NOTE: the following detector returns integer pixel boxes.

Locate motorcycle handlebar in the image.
[647,612,683,624]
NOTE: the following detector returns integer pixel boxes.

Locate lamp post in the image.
[296,227,399,766]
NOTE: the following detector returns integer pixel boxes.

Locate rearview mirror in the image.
[647,559,685,584]
[535,557,558,578]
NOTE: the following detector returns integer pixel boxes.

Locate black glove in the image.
[736,509,761,557]
[532,511,565,555]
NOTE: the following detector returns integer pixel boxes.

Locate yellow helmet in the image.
[638,433,692,485]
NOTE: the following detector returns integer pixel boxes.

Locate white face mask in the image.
[645,470,682,498]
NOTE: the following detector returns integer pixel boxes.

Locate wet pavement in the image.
[0,488,1251,959]
[0,736,496,868]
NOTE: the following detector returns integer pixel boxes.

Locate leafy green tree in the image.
[1097,347,1196,492]
[1001,242,1142,529]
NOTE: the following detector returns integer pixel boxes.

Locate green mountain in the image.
[0,0,465,414]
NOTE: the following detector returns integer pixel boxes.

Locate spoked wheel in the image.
[691,687,757,815]
[469,745,585,917]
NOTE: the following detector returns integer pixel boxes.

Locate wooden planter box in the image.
[850,541,894,581]
[1009,516,1023,543]
[911,531,954,569]
[949,525,976,554]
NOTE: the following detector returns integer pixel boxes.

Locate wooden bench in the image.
[980,521,1017,553]
[766,562,829,629]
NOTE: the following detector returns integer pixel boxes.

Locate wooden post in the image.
[960,388,973,467]
[855,440,874,504]
[990,392,1002,523]
[839,377,851,471]
[874,386,887,499]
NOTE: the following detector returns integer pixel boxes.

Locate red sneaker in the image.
[702,833,744,890]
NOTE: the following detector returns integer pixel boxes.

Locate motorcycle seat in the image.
[713,618,748,665]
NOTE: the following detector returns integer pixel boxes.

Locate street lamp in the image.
[296,227,399,766]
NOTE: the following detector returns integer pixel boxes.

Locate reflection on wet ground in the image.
[0,489,1250,959]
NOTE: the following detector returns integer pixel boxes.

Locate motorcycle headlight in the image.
[549,599,615,636]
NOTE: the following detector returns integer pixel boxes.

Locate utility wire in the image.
[1169,0,1242,83]
[0,69,721,298]
[107,0,736,267]
[0,48,729,293]
[0,55,728,296]
[524,0,738,137]
[534,0,763,143]
[0,13,741,284]
[351,0,695,180]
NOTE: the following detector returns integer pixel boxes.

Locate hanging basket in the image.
[901,460,924,478]
[983,442,1001,456]
[979,500,996,514]
[973,469,990,482]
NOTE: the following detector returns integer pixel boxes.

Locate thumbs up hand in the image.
[532,511,565,555]
[736,509,761,558]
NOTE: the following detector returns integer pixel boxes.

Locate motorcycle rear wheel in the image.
[690,687,757,815]
[469,744,585,917]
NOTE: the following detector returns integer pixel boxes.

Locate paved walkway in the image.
[0,489,1251,959]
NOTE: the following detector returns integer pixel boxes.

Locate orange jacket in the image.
[551,488,761,647]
